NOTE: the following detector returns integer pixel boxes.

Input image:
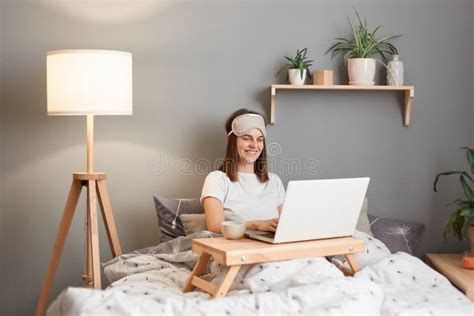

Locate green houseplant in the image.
[276,48,313,85]
[325,10,400,85]
[434,147,474,250]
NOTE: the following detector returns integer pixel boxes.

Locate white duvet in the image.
[47,232,473,315]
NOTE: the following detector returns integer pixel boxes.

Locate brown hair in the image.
[218,108,269,182]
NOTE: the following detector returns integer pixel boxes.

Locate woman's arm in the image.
[203,197,225,233]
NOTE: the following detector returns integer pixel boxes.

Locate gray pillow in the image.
[180,214,207,236]
[153,196,204,243]
[356,198,373,236]
[368,214,424,255]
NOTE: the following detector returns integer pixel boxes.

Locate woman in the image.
[201,108,285,233]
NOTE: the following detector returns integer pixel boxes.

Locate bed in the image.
[46,230,473,315]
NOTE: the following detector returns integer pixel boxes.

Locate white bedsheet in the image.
[47,233,473,315]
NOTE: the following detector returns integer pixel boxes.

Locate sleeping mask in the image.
[227,113,266,138]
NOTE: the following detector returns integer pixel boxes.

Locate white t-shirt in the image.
[200,170,286,221]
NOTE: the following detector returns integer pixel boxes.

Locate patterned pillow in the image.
[331,230,391,271]
[153,196,204,243]
[368,214,425,255]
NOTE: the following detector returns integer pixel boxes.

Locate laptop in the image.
[245,177,370,244]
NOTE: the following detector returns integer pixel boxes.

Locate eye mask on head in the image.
[227,113,266,138]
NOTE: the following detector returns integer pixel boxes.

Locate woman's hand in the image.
[249,218,279,232]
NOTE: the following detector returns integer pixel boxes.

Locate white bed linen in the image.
[46,232,473,315]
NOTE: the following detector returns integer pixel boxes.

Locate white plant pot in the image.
[347,58,376,85]
[288,69,307,85]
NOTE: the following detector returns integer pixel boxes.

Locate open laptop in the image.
[245,177,370,244]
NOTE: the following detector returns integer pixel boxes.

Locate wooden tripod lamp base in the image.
[35,172,122,316]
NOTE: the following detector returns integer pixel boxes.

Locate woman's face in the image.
[236,128,264,165]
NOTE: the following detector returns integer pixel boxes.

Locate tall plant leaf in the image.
[460,207,474,218]
[461,147,474,174]
[452,211,466,241]
[347,17,360,50]
[446,198,473,208]
[433,171,472,192]
[460,175,474,200]
[444,210,462,241]
[326,10,400,63]
[436,146,474,242]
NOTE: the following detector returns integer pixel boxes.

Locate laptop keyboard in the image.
[257,232,275,239]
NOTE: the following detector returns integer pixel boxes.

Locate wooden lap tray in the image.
[183,236,365,298]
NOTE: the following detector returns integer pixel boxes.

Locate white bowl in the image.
[221,221,246,239]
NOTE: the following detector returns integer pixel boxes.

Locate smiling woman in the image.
[201,109,285,234]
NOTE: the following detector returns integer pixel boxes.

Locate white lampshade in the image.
[47,49,132,115]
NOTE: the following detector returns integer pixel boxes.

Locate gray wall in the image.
[0,3,4,313]
[1,0,473,314]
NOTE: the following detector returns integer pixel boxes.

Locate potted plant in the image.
[434,147,474,253]
[276,48,313,85]
[325,11,401,85]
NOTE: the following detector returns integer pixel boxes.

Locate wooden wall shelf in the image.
[270,84,415,126]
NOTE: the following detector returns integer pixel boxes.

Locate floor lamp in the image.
[35,50,133,316]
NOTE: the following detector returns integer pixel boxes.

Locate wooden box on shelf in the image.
[313,70,333,85]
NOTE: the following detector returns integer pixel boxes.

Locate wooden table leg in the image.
[183,252,211,292]
[214,265,241,298]
[345,253,361,274]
